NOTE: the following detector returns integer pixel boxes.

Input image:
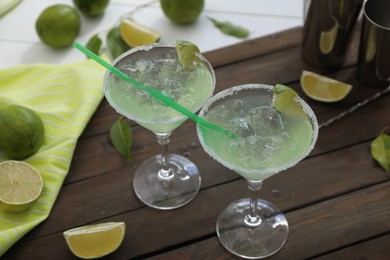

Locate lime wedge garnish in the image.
[273,84,306,118]
[175,40,201,67]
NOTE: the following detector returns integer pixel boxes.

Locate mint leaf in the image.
[208,17,250,38]
[85,34,102,57]
[106,27,130,60]
[110,117,136,168]
[370,129,390,174]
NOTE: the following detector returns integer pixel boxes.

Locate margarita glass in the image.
[197,84,318,258]
[104,43,215,210]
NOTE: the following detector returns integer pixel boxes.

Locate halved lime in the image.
[0,160,43,212]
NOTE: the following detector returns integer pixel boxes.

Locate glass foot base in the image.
[133,154,201,210]
[217,198,288,259]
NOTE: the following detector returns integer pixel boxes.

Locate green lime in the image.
[160,0,204,24]
[72,0,110,17]
[35,4,81,48]
[0,105,45,160]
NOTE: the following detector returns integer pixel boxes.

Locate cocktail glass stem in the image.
[215,179,289,258]
[156,133,174,181]
[244,180,263,227]
[132,131,201,210]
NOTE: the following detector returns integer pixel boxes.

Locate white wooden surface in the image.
[0,0,304,70]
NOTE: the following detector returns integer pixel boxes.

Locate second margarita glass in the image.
[197,84,318,258]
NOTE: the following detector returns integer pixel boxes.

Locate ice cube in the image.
[232,99,245,117]
[135,59,155,73]
[228,116,255,137]
[161,88,178,103]
[205,104,227,123]
[136,89,150,104]
[249,106,284,135]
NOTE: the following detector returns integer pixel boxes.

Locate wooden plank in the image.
[143,181,390,259]
[272,181,390,259]
[3,140,388,259]
[313,233,390,259]
[204,27,303,68]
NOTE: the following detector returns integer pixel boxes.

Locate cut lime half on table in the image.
[0,160,43,212]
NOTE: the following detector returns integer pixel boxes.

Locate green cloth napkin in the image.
[0,58,106,256]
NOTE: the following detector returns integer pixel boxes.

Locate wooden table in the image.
[4,25,390,259]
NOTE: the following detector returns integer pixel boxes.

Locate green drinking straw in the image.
[72,42,237,139]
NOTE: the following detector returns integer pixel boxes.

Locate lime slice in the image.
[119,18,160,48]
[0,160,43,212]
[64,222,126,259]
[273,84,306,118]
[300,70,352,102]
[175,40,201,67]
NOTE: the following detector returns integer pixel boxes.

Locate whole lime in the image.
[72,0,110,17]
[35,4,81,48]
[0,105,45,160]
[160,0,204,24]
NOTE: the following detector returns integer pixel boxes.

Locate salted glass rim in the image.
[103,43,216,125]
[196,83,319,176]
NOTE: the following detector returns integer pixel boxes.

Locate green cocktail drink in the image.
[198,84,316,181]
[103,43,215,210]
[197,84,318,259]
[104,44,215,133]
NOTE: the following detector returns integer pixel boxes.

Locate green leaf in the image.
[208,17,250,38]
[106,27,130,60]
[110,117,136,168]
[370,130,390,174]
[85,34,103,57]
